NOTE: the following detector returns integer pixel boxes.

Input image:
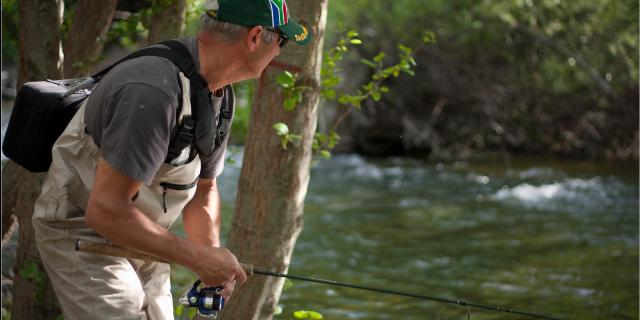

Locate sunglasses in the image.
[266,27,289,48]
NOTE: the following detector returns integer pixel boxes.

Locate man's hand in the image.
[189,245,247,300]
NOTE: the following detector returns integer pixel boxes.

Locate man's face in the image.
[248,27,282,78]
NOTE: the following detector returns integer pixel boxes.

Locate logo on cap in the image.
[295,25,309,42]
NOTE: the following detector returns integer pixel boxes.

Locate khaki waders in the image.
[32,73,200,320]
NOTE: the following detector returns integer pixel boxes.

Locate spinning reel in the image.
[179,280,225,318]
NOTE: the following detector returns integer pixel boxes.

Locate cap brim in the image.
[279,20,312,46]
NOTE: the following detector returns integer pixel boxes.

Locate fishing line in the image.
[252,268,565,320]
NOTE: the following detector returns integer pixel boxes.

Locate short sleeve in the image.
[98,84,178,184]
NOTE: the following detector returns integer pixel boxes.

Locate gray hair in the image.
[200,13,276,45]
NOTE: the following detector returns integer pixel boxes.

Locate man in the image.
[31,0,312,319]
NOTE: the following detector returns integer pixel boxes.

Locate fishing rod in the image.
[76,240,565,320]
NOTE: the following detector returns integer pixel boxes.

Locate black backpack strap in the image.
[92,46,201,85]
[214,86,235,149]
[160,40,208,88]
[166,115,196,163]
[65,43,203,98]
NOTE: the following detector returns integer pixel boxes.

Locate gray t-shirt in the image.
[84,37,233,185]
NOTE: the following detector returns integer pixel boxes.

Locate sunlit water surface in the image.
[172,151,638,320]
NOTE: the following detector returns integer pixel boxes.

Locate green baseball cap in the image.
[204,0,312,46]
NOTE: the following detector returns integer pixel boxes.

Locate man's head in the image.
[203,0,312,46]
[197,0,312,85]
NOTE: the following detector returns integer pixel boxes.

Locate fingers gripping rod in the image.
[75,240,565,320]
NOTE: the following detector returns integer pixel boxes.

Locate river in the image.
[1,98,638,319]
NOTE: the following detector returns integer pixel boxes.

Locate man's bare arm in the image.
[85,158,246,298]
[182,178,222,247]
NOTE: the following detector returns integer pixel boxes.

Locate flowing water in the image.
[1,99,638,319]
[170,151,638,320]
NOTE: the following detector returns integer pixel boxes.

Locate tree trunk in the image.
[62,0,118,78]
[8,1,65,318]
[145,0,187,45]
[2,0,66,247]
[220,1,328,319]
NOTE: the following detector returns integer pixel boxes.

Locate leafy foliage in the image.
[325,0,638,159]
[276,71,310,111]
[273,122,302,149]
[275,30,433,158]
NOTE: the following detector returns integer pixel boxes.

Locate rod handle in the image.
[75,239,254,277]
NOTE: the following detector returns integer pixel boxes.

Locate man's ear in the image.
[245,26,264,51]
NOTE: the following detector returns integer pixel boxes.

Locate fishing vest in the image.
[32,71,202,236]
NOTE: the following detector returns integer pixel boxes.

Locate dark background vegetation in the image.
[2,0,638,160]
[325,0,638,161]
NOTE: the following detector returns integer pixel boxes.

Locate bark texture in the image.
[2,0,65,247]
[62,0,118,77]
[220,1,328,319]
[6,1,63,318]
[145,0,187,45]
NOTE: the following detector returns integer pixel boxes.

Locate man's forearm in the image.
[86,196,201,268]
[183,179,222,247]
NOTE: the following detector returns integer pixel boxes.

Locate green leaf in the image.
[323,89,336,99]
[320,150,331,159]
[328,131,341,148]
[175,304,184,317]
[398,44,411,54]
[422,31,436,43]
[309,311,324,319]
[289,134,302,142]
[276,72,294,87]
[284,97,297,111]
[371,91,381,101]
[346,30,359,38]
[19,262,39,280]
[294,310,309,319]
[349,39,362,45]
[373,52,386,63]
[187,307,198,320]
[360,58,377,69]
[273,123,289,136]
[380,86,389,93]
